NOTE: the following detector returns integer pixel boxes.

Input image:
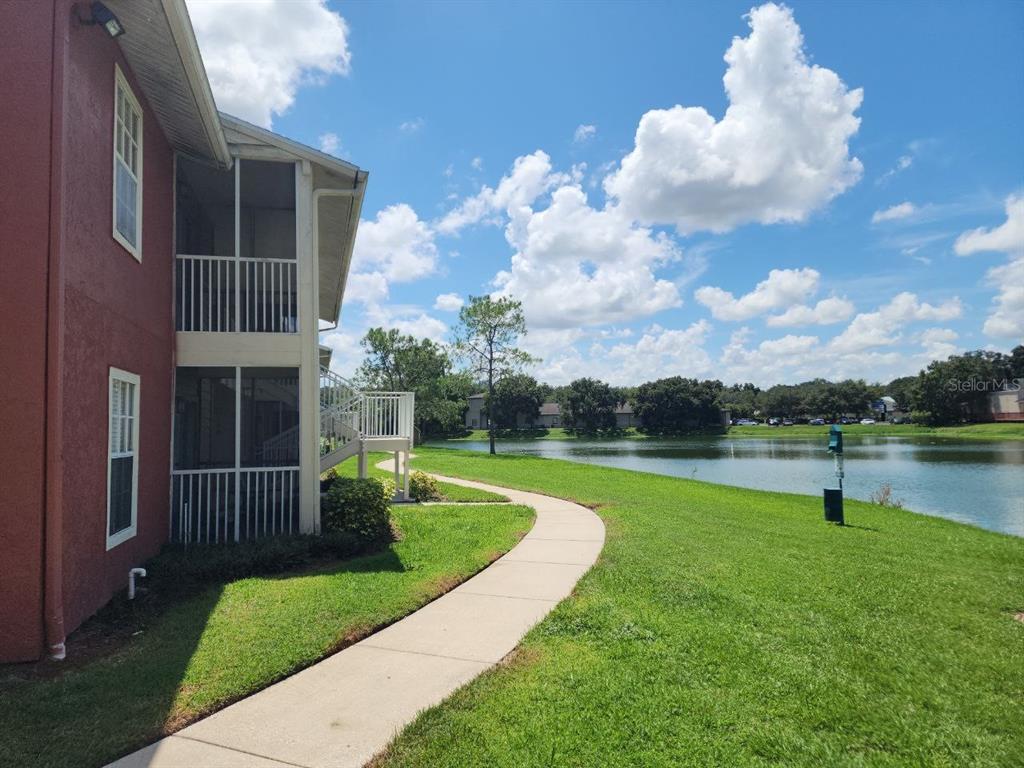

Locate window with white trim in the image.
[107,368,140,549]
[113,65,143,259]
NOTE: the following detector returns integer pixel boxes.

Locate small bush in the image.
[322,476,394,544]
[409,471,444,501]
[870,482,904,509]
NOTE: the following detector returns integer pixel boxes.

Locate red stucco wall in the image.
[55,2,175,636]
[0,2,176,660]
[0,3,56,663]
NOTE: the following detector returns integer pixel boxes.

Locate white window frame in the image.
[112,64,143,261]
[107,367,141,550]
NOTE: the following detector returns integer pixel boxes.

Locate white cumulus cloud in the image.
[829,292,962,354]
[871,202,916,224]
[954,194,1024,257]
[695,268,821,321]
[603,2,863,234]
[493,185,683,328]
[188,0,351,128]
[954,194,1024,339]
[318,132,341,156]
[433,293,464,312]
[573,124,597,143]
[352,204,438,284]
[766,296,855,327]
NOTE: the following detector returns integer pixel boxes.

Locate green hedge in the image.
[322,476,395,544]
[145,531,365,595]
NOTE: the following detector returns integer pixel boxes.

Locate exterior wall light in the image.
[77,2,126,38]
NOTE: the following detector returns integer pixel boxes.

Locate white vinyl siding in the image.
[107,368,140,549]
[113,64,143,260]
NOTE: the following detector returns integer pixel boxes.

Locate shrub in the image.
[146,530,363,595]
[320,467,338,493]
[870,482,904,509]
[322,476,394,544]
[409,471,444,501]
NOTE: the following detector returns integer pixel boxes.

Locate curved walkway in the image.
[110,461,604,768]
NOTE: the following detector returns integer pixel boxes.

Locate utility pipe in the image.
[128,568,147,600]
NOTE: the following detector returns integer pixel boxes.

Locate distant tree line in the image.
[353,313,1023,437]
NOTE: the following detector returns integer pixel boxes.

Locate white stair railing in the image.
[319,367,415,469]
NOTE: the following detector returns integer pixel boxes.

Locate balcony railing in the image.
[176,254,298,333]
[170,466,300,545]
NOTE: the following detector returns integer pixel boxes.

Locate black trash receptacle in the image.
[823,488,844,525]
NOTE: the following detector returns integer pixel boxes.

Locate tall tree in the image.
[489,374,544,429]
[454,296,535,454]
[633,377,723,433]
[562,378,618,434]
[355,328,468,438]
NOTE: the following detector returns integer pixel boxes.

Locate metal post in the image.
[234,366,241,541]
[403,450,410,500]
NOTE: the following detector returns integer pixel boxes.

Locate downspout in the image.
[43,5,70,660]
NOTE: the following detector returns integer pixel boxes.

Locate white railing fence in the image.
[361,392,415,439]
[319,367,415,445]
[170,466,300,545]
[176,254,298,333]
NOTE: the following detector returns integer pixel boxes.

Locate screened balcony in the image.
[175,157,298,333]
[171,366,301,543]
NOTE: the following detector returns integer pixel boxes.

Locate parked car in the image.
[734,418,758,426]
[782,419,794,426]
[860,418,876,425]
[767,418,781,426]
[840,417,856,424]
[809,418,826,425]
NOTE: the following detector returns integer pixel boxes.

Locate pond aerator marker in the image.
[824,424,844,525]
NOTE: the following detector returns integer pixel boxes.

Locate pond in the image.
[434,436,1024,537]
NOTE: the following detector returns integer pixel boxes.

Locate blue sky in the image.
[188,0,1024,385]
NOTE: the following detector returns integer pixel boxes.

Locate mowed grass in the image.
[332,451,511,502]
[446,422,1024,442]
[378,448,1024,768]
[0,502,533,768]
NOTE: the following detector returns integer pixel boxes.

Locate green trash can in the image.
[824,488,844,525]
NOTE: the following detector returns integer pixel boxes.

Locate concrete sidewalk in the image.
[109,464,604,768]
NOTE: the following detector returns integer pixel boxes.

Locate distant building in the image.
[464,393,488,429]
[537,402,562,428]
[615,403,640,429]
[985,387,1024,422]
[873,395,905,422]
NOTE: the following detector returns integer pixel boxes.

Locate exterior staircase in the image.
[319,366,414,473]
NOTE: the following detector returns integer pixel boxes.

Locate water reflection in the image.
[437,436,1024,536]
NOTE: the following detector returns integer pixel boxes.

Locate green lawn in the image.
[445,422,1024,442]
[379,448,1024,767]
[332,451,511,502]
[0,502,533,768]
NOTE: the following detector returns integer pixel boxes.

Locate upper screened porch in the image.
[174,115,367,336]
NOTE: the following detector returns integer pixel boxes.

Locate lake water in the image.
[435,436,1024,537]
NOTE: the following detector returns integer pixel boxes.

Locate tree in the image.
[489,374,544,429]
[561,378,618,433]
[633,377,723,433]
[454,296,536,454]
[720,382,761,419]
[913,350,1014,425]
[355,327,468,438]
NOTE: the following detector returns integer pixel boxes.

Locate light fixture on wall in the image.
[76,2,126,38]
